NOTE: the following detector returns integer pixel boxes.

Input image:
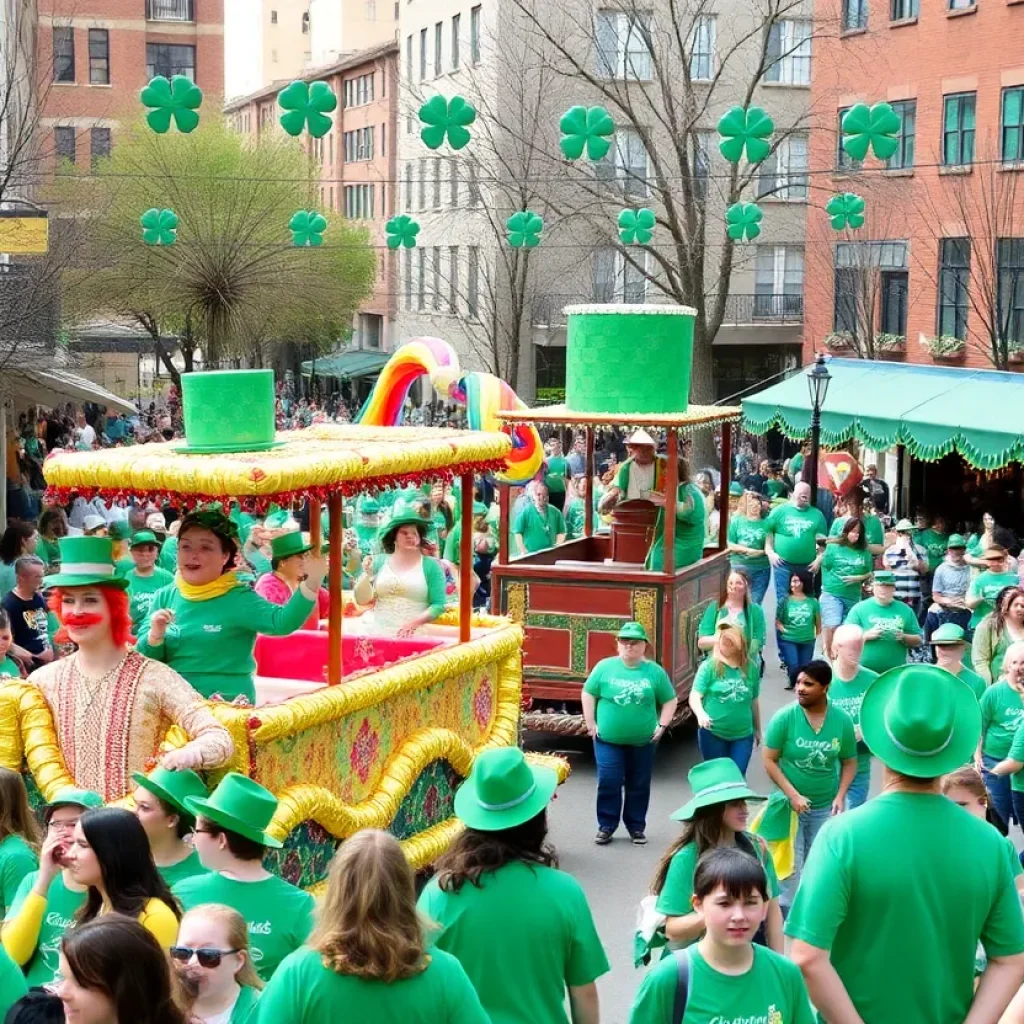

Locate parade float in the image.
[0,368,562,893]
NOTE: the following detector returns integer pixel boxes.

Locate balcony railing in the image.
[532,293,650,327]
[721,293,804,325]
[147,0,194,22]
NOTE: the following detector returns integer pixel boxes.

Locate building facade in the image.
[224,0,310,101]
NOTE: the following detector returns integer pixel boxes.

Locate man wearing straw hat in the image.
[788,665,1024,1023]
[598,429,665,511]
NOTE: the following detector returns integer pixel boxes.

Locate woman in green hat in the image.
[419,747,609,1024]
[132,766,210,887]
[125,530,174,633]
[254,531,329,630]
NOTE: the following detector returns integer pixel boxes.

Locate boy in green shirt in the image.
[125,530,175,632]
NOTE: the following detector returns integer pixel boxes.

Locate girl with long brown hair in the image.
[696,569,766,658]
[0,767,40,919]
[253,829,488,1023]
[972,586,1024,685]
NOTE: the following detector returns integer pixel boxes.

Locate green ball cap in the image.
[454,748,558,831]
[947,534,967,549]
[930,623,967,645]
[873,571,896,586]
[45,787,104,821]
[617,621,649,642]
[129,530,161,549]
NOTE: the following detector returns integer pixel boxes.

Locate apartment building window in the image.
[833,240,908,333]
[764,20,811,86]
[887,100,916,169]
[449,245,459,312]
[381,123,387,156]
[880,269,909,336]
[756,134,808,200]
[837,106,862,171]
[344,184,375,218]
[434,22,443,76]
[891,0,918,18]
[418,249,426,310]
[146,43,196,81]
[692,131,712,203]
[54,126,76,163]
[468,160,481,206]
[418,157,426,209]
[754,246,804,317]
[689,16,715,82]
[943,92,976,166]
[342,126,374,161]
[343,74,374,107]
[593,247,648,302]
[450,159,460,206]
[404,162,413,211]
[404,250,413,310]
[1002,88,1024,163]
[938,238,970,339]
[470,6,481,64]
[452,14,461,70]
[949,0,975,8]
[88,29,109,85]
[90,127,111,166]
[595,11,652,80]
[467,246,480,318]
[365,0,376,19]
[433,157,442,207]
[432,247,441,310]
[596,128,649,198]
[843,0,868,30]
[419,28,427,80]
[147,0,195,20]
[998,239,1024,345]
[53,26,74,82]
[406,34,413,83]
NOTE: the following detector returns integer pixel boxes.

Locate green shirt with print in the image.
[828,666,878,775]
[785,793,1024,1024]
[845,597,921,674]
[830,514,885,549]
[0,944,25,1024]
[1003,714,1024,793]
[969,571,1020,628]
[948,665,987,701]
[776,596,819,644]
[981,680,1024,758]
[918,529,951,571]
[565,497,586,541]
[764,701,856,809]
[697,601,766,655]
[545,455,569,496]
[629,944,814,1024]
[766,503,827,566]
[583,657,676,746]
[0,835,36,920]
[7,870,86,986]
[126,567,175,631]
[513,503,566,553]
[35,536,61,571]
[821,544,874,602]
[418,861,609,1024]
[158,534,178,573]
[157,849,208,889]
[692,658,760,740]
[727,515,769,570]
[173,871,315,980]
[0,656,20,680]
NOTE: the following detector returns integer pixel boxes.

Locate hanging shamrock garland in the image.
[278,80,337,138]
[826,193,866,230]
[386,215,420,249]
[725,202,763,241]
[289,210,327,247]
[419,95,476,150]
[717,106,774,163]
[140,75,203,134]
[618,208,655,245]
[506,211,544,248]
[559,105,615,161]
[140,208,178,246]
[841,102,901,161]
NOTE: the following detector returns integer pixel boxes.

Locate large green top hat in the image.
[861,664,981,777]
[176,369,284,455]
[184,772,282,849]
[270,531,312,561]
[454,747,558,831]
[44,537,129,590]
[671,758,766,821]
[131,766,208,820]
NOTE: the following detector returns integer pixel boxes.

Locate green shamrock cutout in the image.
[419,95,477,151]
[278,80,337,138]
[289,210,327,247]
[385,215,420,249]
[618,208,655,245]
[140,75,203,134]
[717,106,774,164]
[506,211,544,248]
[725,202,763,242]
[826,193,866,231]
[559,105,615,161]
[841,102,901,162]
[140,208,178,246]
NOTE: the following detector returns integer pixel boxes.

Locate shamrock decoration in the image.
[140,208,178,246]
[841,102,901,162]
[559,105,615,161]
[278,80,337,138]
[289,210,327,247]
[385,215,420,249]
[717,106,775,164]
[826,192,866,231]
[725,202,763,242]
[419,95,476,151]
[140,75,203,134]
[505,210,544,248]
[618,208,655,245]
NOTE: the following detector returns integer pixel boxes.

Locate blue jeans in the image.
[697,729,755,776]
[983,753,1016,828]
[746,566,771,606]
[780,806,832,912]
[1012,790,1024,836]
[778,639,816,687]
[846,760,871,809]
[593,738,657,834]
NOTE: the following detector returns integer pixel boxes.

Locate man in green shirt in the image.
[845,573,922,673]
[829,624,879,809]
[788,664,1024,1024]
[764,482,827,609]
[125,530,175,632]
[582,622,677,846]
[512,481,566,555]
[543,437,569,512]
[967,545,1020,629]
[931,623,986,699]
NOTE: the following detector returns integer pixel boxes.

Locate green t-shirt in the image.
[829,514,885,549]
[918,529,951,571]
[512,503,566,553]
[821,544,874,602]
[980,680,1024,758]
[582,657,676,746]
[764,701,856,809]
[251,945,489,1024]
[0,835,37,920]
[948,665,987,701]
[969,571,1020,628]
[697,601,766,655]
[35,536,61,571]
[173,872,316,980]
[766,504,827,566]
[727,515,769,570]
[126,566,175,631]
[646,482,706,572]
[544,456,568,495]
[7,870,86,986]
[785,793,1024,1024]
[157,848,208,888]
[628,944,814,1024]
[764,478,788,498]
[1003,721,1024,792]
[692,658,760,740]
[776,596,819,644]
[158,534,178,573]
[0,656,20,680]
[0,944,26,1024]
[565,497,586,541]
[845,597,921,674]
[829,665,878,774]
[418,861,609,1024]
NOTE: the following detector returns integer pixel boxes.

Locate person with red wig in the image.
[28,537,233,802]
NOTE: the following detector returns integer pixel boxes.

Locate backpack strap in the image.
[672,946,691,1024]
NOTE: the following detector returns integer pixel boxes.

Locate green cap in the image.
[671,759,766,821]
[472,501,489,516]
[131,766,208,819]
[729,482,743,496]
[44,787,104,821]
[263,510,290,530]
[947,534,967,549]
[269,531,312,561]
[357,497,382,516]
[873,571,896,585]
[861,664,981,777]
[930,623,967,645]
[107,521,132,542]
[454,748,558,831]
[184,772,283,849]
[894,518,917,532]
[43,537,130,590]
[617,621,649,642]
[129,530,161,549]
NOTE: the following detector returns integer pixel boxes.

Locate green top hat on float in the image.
[44,537,129,590]
[184,772,283,849]
[175,369,283,454]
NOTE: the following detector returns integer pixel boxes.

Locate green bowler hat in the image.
[184,772,283,849]
[269,531,313,561]
[671,758,766,822]
[729,481,744,497]
[175,369,284,455]
[947,534,967,549]
[131,766,208,820]
[357,497,382,516]
[860,664,981,777]
[617,621,649,642]
[129,530,161,549]
[930,623,968,646]
[873,570,896,585]
[44,537,129,590]
[454,747,558,831]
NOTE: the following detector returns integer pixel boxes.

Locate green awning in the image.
[742,357,1024,470]
[300,350,389,379]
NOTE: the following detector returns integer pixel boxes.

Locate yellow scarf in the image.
[175,571,243,602]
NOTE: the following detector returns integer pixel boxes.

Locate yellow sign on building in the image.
[0,214,48,254]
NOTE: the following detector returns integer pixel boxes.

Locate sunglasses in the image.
[169,946,240,969]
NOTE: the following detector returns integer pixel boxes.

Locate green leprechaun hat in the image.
[184,772,282,849]
[454,747,558,831]
[270,531,313,561]
[671,758,766,822]
[44,537,129,590]
[175,369,284,455]
[131,766,208,820]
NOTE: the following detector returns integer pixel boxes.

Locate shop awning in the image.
[3,367,136,414]
[742,357,1024,470]
[300,350,389,380]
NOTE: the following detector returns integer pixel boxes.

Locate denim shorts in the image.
[820,591,854,627]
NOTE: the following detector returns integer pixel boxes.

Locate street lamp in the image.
[806,353,832,507]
